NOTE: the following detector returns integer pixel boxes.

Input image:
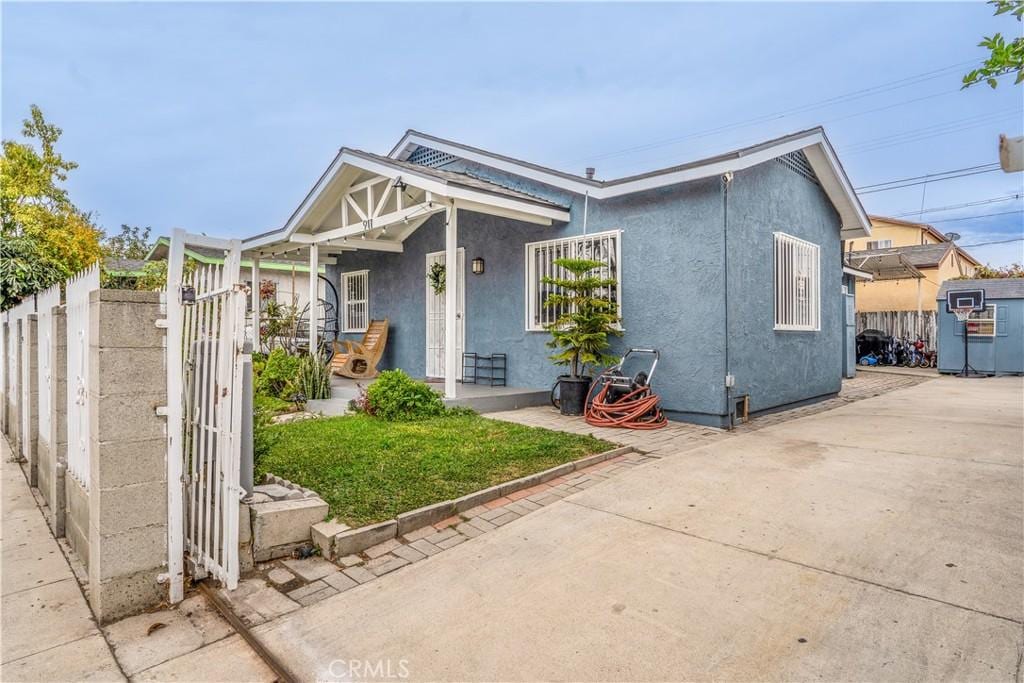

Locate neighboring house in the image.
[102,258,149,288]
[936,278,1023,376]
[845,216,979,313]
[237,126,870,427]
[145,236,329,317]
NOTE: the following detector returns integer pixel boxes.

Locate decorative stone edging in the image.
[315,445,636,560]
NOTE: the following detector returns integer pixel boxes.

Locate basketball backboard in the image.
[945,288,986,313]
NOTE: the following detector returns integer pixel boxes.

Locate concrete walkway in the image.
[251,375,1023,681]
[0,437,125,681]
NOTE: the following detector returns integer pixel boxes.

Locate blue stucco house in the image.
[936,279,1024,376]
[242,127,871,427]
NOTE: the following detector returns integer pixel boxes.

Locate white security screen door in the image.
[425,249,465,379]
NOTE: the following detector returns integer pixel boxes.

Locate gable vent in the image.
[406,146,459,168]
[776,150,819,185]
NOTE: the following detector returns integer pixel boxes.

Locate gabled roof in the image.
[849,241,980,269]
[390,127,871,238]
[868,215,957,246]
[243,147,572,251]
[103,258,148,276]
[350,149,566,211]
[937,278,1024,300]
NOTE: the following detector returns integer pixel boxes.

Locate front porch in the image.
[317,377,550,414]
[241,147,571,402]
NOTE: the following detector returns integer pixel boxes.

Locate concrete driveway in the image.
[255,375,1023,681]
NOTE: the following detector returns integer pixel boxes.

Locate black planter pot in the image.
[558,376,592,416]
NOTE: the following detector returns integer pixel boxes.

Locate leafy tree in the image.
[542,258,623,378]
[0,105,102,308]
[955,262,1024,278]
[0,236,67,310]
[963,0,1024,88]
[103,224,152,260]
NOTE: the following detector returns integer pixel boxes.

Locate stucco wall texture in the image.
[327,156,843,427]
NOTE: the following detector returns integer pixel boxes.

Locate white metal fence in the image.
[36,283,62,449]
[65,265,100,489]
[166,230,248,600]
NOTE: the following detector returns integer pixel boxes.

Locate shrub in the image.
[252,404,280,469]
[365,369,444,420]
[255,348,301,399]
[296,353,331,401]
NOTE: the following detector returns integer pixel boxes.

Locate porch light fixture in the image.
[472,257,485,275]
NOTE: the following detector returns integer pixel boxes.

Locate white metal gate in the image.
[165,229,248,601]
[66,265,99,488]
[425,249,465,379]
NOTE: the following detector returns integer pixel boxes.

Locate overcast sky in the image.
[3,2,1022,266]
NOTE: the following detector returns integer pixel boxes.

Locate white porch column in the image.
[444,202,458,399]
[251,256,261,351]
[308,244,319,354]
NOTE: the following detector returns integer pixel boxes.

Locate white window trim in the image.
[341,269,370,333]
[773,231,821,332]
[866,239,892,249]
[524,229,622,332]
[966,304,997,337]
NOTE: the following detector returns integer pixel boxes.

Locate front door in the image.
[425,249,465,379]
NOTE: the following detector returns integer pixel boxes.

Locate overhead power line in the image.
[839,110,1023,156]
[930,211,1024,225]
[958,236,1024,247]
[569,60,978,167]
[855,163,1001,191]
[894,194,1023,217]
[857,167,1005,194]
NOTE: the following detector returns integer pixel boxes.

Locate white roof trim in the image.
[843,265,874,281]
[391,129,872,238]
[242,150,570,251]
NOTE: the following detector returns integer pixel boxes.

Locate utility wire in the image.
[958,236,1024,247]
[569,60,978,166]
[856,163,1000,191]
[857,168,1007,194]
[930,211,1024,224]
[894,194,1023,217]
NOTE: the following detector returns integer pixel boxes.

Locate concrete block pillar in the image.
[23,314,39,486]
[43,307,68,537]
[87,290,168,624]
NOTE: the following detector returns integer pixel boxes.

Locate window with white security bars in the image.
[342,270,369,332]
[773,232,820,331]
[525,229,621,332]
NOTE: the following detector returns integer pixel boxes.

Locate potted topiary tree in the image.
[543,257,622,415]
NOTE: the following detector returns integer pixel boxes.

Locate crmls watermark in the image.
[320,658,411,681]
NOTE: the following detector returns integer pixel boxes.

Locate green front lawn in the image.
[256,413,614,527]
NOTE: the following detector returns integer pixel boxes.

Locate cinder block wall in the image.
[86,290,168,623]
[9,319,22,453]
[40,306,68,537]
[23,314,39,485]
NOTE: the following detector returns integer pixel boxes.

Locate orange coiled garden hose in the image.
[584,381,667,429]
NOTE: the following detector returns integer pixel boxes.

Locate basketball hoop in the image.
[952,307,975,322]
[946,288,987,378]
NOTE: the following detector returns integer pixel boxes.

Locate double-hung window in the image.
[866,239,892,249]
[525,229,621,331]
[966,304,996,336]
[774,232,820,331]
[341,270,369,333]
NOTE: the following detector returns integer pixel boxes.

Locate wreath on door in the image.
[427,261,446,295]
